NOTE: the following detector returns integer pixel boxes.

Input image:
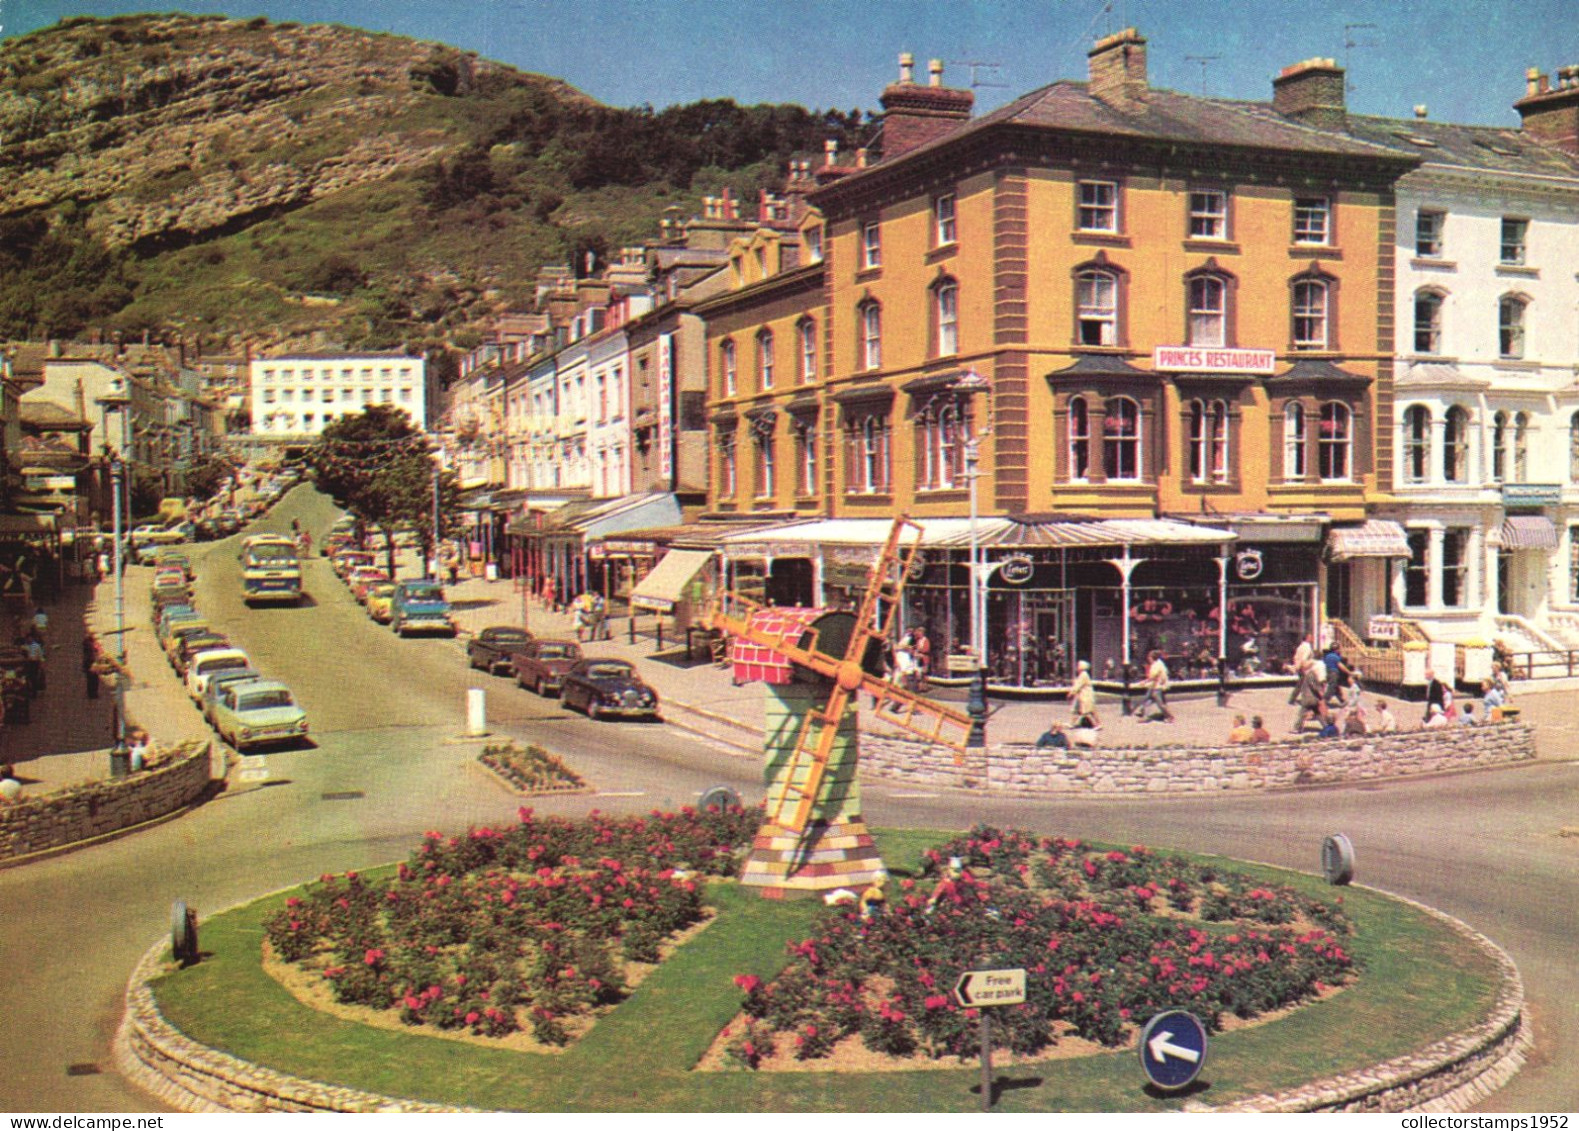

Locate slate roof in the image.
[1343,113,1579,179]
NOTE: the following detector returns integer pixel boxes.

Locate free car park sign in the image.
[953,967,1027,1007]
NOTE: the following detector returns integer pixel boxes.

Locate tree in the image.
[306,405,462,577]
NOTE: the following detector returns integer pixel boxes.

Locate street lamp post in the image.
[96,378,131,775]
[953,370,992,748]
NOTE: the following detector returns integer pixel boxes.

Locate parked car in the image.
[511,639,583,697]
[155,603,198,637]
[131,523,188,548]
[151,549,193,579]
[185,648,251,702]
[173,631,231,677]
[365,582,397,624]
[211,679,309,752]
[162,618,214,660]
[467,626,535,675]
[349,567,390,605]
[333,550,376,580]
[559,658,660,720]
[390,580,454,637]
[201,668,261,726]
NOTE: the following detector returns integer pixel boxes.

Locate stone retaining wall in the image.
[0,741,214,862]
[862,723,1536,796]
[113,885,1527,1113]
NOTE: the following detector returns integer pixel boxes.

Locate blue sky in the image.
[3,1,1573,127]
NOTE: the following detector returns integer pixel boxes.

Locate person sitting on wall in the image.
[1036,721,1071,749]
[1227,713,1254,744]
[1424,704,1450,729]
[1373,699,1398,733]
[127,727,152,771]
[1249,715,1272,743]
[1342,705,1369,736]
[1460,702,1479,726]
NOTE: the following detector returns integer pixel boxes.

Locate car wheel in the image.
[469,651,481,670]
[534,677,545,696]
[588,700,601,721]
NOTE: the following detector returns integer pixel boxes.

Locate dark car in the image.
[559,658,660,721]
[467,626,535,675]
[173,631,231,677]
[511,639,583,697]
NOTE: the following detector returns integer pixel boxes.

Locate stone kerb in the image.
[113,883,1528,1113]
[0,741,214,863]
[861,723,1536,796]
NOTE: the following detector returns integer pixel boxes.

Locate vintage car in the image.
[201,667,261,725]
[348,567,390,605]
[131,522,189,548]
[162,618,214,660]
[155,602,198,636]
[210,679,308,752]
[333,550,376,580]
[559,658,660,721]
[173,631,230,677]
[511,639,583,696]
[466,626,535,675]
[185,648,251,702]
[149,549,193,579]
[390,580,454,637]
[365,582,397,624]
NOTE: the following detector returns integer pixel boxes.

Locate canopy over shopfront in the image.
[1499,515,1558,550]
[517,493,681,606]
[629,549,714,613]
[1327,519,1410,560]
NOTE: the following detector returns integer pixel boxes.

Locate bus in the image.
[239,534,302,605]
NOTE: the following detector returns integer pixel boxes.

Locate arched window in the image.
[917,398,967,490]
[1292,278,1329,350]
[859,301,882,371]
[753,423,776,498]
[843,410,891,495]
[720,339,737,396]
[1103,396,1141,481]
[1444,405,1469,483]
[1492,411,1508,483]
[1188,398,1230,483]
[1187,276,1226,347]
[1514,411,1530,480]
[716,427,737,498]
[1319,402,1352,481]
[934,279,959,357]
[1414,291,1444,355]
[793,416,818,495]
[797,318,817,385]
[756,329,774,390]
[1069,396,1090,481]
[1283,402,1306,480]
[1403,405,1430,484]
[1499,295,1527,359]
[1076,269,1118,346]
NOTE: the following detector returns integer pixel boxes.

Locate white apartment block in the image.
[250,352,428,438]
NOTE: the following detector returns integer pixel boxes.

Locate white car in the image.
[185,648,252,702]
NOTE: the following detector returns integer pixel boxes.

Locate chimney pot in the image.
[899,52,914,84]
[825,139,838,165]
[928,58,944,87]
[1414,104,1428,119]
[1087,27,1148,106]
[1273,55,1346,130]
[1527,67,1542,97]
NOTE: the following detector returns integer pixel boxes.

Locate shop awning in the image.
[718,515,1234,556]
[1500,515,1558,550]
[629,549,713,612]
[1327,519,1410,560]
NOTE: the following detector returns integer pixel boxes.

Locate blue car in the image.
[390,580,455,637]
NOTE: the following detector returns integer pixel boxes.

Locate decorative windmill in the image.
[709,517,973,896]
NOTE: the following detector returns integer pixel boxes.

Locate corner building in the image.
[706,33,1420,687]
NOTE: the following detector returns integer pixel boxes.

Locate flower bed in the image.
[478,741,586,794]
[262,803,759,1046]
[720,825,1355,1068]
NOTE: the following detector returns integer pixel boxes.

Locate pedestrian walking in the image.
[81,631,101,700]
[1291,660,1327,733]
[1069,658,1099,727]
[1288,633,1314,704]
[23,632,44,696]
[1134,649,1174,722]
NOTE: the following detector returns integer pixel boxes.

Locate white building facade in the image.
[249,352,428,439]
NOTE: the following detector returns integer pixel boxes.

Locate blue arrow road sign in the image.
[1138,1010,1208,1091]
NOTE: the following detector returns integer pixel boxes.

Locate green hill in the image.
[0,13,865,354]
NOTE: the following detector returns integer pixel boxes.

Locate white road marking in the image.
[595,791,647,797]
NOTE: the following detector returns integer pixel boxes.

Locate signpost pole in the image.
[979,1010,992,1113]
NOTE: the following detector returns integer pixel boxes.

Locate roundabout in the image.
[115,819,1528,1113]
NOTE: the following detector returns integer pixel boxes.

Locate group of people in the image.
[889,627,931,693]
[571,591,608,643]
[1288,634,1363,734]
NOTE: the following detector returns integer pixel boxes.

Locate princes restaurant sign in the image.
[1153,346,1277,375]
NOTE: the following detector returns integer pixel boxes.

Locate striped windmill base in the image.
[738,814,888,898]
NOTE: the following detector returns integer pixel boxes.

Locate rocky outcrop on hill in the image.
[0,14,581,249]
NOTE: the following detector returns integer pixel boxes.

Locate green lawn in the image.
[152,829,1504,1112]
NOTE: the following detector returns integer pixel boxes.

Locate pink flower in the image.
[364,948,384,966]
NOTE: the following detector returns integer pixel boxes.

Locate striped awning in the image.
[1500,515,1558,550]
[1327,520,1410,560]
[629,549,713,613]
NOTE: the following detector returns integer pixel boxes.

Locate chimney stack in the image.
[1515,61,1579,154]
[877,51,974,159]
[1087,27,1148,107]
[1273,57,1346,130]
[1414,105,1428,119]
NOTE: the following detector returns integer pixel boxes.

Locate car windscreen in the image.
[587,663,632,679]
[491,630,530,642]
[239,691,294,710]
[404,587,444,602]
[247,545,297,564]
[539,645,577,659]
[199,656,248,672]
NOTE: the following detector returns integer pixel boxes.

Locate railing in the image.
[1497,647,1579,681]
[1328,619,1404,687]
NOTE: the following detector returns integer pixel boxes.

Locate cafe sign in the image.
[1153,346,1277,376]
[996,554,1035,586]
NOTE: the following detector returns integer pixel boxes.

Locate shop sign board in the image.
[1234,549,1264,580]
[1152,346,1277,375]
[996,554,1035,585]
[658,332,674,479]
[1367,616,1400,641]
[1501,483,1562,506]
